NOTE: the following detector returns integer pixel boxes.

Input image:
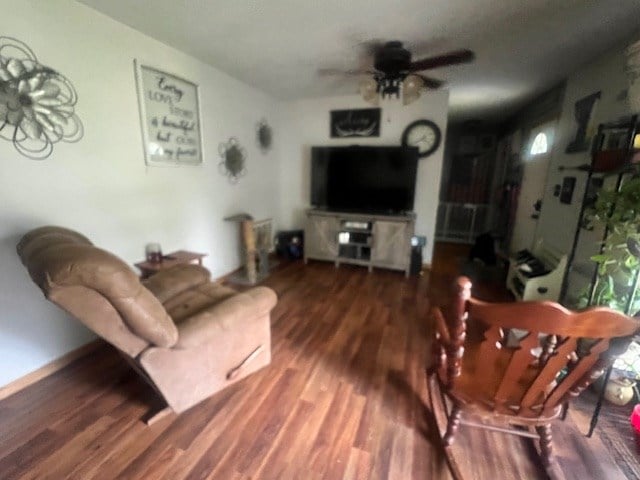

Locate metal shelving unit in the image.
[560,116,639,308]
[558,115,640,438]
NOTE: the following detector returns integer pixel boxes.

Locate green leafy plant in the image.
[584,175,640,313]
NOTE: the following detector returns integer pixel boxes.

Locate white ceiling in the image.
[80,0,640,123]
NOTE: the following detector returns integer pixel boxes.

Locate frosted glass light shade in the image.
[402,75,423,105]
[360,78,379,106]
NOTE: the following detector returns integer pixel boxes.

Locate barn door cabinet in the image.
[304,209,415,276]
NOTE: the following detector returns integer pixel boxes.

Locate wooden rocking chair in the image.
[428,276,638,478]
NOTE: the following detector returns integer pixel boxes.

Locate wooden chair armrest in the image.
[432,306,451,344]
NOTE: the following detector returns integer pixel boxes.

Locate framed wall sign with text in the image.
[134,61,203,166]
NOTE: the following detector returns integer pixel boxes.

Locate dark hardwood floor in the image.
[0,243,631,479]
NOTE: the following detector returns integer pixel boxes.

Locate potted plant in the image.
[584,174,640,313]
[581,173,640,400]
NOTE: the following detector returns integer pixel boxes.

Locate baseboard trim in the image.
[215,266,244,284]
[0,339,103,401]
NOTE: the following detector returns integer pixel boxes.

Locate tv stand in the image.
[304,209,415,276]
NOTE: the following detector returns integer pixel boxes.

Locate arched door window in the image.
[530,132,549,155]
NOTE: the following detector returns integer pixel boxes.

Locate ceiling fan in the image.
[321,41,475,105]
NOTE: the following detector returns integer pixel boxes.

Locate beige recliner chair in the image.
[17,226,276,417]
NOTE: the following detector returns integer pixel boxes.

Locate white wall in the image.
[0,1,283,387]
[277,93,449,264]
[536,41,635,253]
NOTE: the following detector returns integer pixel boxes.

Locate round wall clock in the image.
[401,119,441,158]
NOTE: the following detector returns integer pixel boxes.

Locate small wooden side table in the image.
[135,250,207,278]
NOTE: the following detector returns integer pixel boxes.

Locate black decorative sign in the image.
[566,91,601,153]
[330,108,380,138]
[560,176,576,204]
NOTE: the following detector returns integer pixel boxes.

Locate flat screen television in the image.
[311,145,418,214]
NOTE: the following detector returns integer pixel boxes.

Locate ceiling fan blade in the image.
[416,74,445,89]
[409,49,475,71]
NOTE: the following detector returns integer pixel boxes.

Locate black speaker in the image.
[275,230,304,260]
[410,246,423,275]
[409,235,426,275]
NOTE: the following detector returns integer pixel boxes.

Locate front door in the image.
[510,121,556,253]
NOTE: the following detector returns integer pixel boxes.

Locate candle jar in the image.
[145,243,163,263]
[605,376,636,406]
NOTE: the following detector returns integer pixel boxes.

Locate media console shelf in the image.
[304,209,415,276]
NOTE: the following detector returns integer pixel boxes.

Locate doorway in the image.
[509,121,556,253]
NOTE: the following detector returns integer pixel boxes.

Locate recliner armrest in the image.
[143,264,211,303]
[175,286,277,349]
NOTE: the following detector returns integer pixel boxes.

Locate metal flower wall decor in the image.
[0,37,83,160]
[256,118,272,153]
[218,137,247,184]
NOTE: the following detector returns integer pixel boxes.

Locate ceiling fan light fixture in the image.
[402,74,423,105]
[378,76,402,99]
[329,41,473,107]
[359,78,379,106]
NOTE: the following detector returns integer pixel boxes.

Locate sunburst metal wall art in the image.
[256,118,272,153]
[0,37,83,160]
[218,137,247,184]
